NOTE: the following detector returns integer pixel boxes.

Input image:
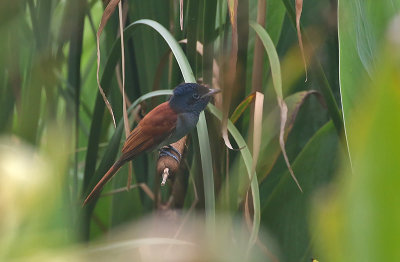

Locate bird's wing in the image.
[120,102,178,161]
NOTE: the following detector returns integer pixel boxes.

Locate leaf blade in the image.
[250,21,302,192]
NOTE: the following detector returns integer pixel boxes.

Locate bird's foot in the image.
[159,145,181,163]
[161,168,169,186]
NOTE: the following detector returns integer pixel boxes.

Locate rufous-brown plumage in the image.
[83,102,177,205]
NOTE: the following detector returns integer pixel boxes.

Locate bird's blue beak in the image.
[201,88,221,98]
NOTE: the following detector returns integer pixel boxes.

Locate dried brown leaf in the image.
[230,93,256,124]
[96,0,121,127]
[258,91,324,182]
[295,0,307,81]
[117,2,129,138]
[278,98,302,192]
[117,2,132,190]
[251,92,264,180]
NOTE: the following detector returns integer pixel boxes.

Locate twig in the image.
[100,182,155,201]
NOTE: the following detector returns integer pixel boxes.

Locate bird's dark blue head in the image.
[169,83,220,115]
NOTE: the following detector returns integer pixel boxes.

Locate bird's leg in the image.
[166,145,182,159]
[158,145,182,163]
[159,147,179,162]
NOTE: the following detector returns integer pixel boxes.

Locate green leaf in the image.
[250,21,302,191]
[261,121,341,262]
[338,0,400,160]
[265,0,285,45]
[230,93,255,124]
[257,90,324,182]
[313,13,400,261]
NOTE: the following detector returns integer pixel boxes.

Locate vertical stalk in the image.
[18,0,52,144]
[235,0,249,132]
[203,0,217,85]
[186,0,199,74]
[236,0,249,95]
[67,0,86,232]
[248,0,266,153]
[251,0,266,93]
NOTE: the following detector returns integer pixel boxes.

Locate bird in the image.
[83,83,220,205]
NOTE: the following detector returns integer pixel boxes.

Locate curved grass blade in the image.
[125,20,195,81]
[250,22,302,192]
[153,40,221,103]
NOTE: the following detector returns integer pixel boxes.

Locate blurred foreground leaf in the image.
[338,0,400,158]
[0,126,72,260]
[312,14,400,261]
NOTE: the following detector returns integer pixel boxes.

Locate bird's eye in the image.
[192,93,200,100]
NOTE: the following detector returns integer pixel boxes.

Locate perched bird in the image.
[83,83,220,205]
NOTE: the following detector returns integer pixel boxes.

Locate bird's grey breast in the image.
[156,112,198,150]
[169,112,199,143]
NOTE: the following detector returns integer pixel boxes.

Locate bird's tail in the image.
[83,160,124,206]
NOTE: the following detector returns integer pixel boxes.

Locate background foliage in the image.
[0,0,399,261]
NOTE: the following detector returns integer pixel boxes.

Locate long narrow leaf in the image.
[230,93,255,124]
[250,22,302,192]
